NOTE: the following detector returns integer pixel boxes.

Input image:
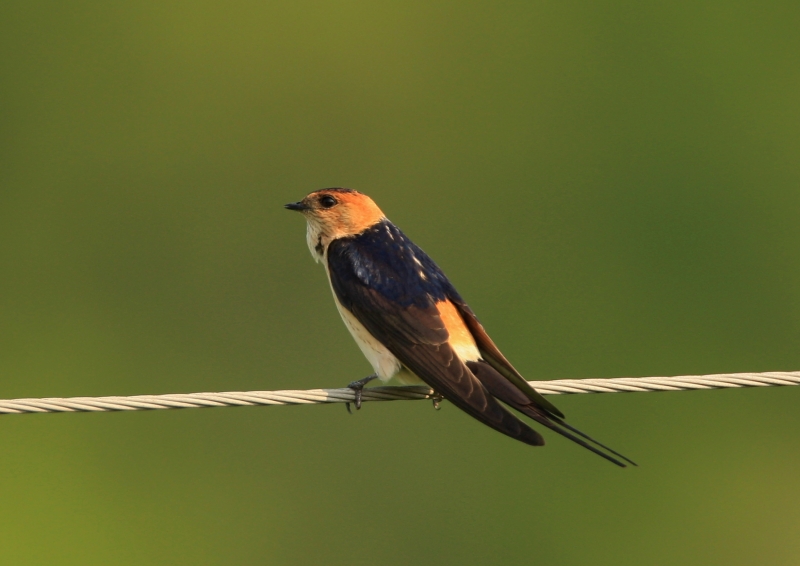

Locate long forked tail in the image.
[520,406,637,468]
[550,414,637,466]
[466,360,635,467]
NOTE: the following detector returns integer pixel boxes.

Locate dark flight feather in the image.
[466,361,634,467]
[451,299,565,418]
[329,244,544,445]
[327,220,632,465]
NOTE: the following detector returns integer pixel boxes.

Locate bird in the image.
[285,188,634,467]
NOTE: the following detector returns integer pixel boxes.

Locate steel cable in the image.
[0,371,797,415]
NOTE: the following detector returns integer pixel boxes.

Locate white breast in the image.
[333,295,402,381]
[323,263,422,384]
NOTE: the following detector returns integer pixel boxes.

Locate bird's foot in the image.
[431,391,444,410]
[345,374,378,414]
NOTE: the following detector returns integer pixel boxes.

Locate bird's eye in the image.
[319,195,337,208]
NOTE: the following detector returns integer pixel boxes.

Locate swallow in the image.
[286,188,634,467]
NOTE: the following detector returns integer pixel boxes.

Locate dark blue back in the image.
[327,219,460,309]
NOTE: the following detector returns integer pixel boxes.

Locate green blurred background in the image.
[2,1,799,564]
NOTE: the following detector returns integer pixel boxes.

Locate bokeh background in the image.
[2,1,800,564]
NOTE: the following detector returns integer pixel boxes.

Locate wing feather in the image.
[327,230,544,446]
[334,277,544,446]
[448,299,565,418]
[325,221,633,466]
[467,361,634,467]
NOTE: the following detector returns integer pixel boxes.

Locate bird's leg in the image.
[345,373,378,414]
[431,391,444,410]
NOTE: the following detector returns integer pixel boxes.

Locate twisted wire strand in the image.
[0,371,797,416]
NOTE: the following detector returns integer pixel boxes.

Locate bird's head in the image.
[285,188,385,260]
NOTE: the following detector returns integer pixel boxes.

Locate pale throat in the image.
[305,220,334,262]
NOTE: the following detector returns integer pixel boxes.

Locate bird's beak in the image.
[284,201,309,212]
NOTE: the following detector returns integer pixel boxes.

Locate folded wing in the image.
[327,228,544,446]
[326,221,633,466]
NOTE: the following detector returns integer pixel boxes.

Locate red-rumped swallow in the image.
[286,188,634,467]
